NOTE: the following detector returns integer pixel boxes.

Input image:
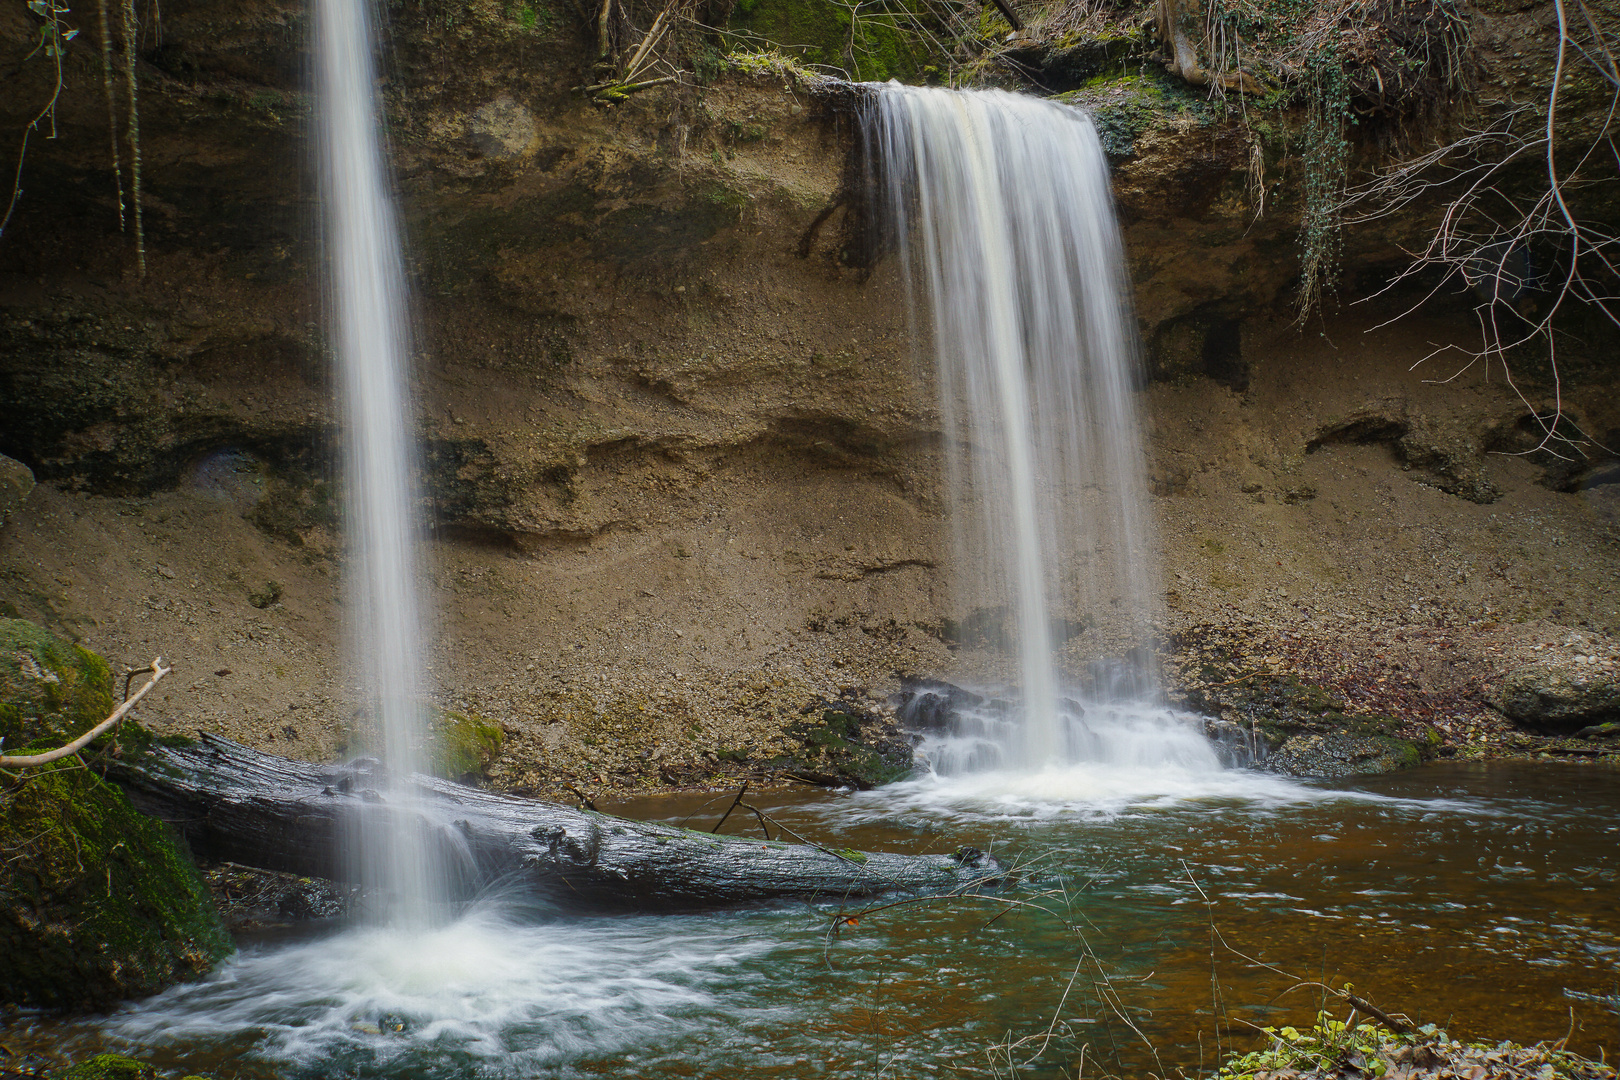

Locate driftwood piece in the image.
[0,658,169,768]
[111,734,1002,912]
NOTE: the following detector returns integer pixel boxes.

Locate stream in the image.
[6,760,1616,1078]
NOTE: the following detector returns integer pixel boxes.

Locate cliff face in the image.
[0,0,1616,787]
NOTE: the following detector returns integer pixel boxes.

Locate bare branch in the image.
[0,658,169,769]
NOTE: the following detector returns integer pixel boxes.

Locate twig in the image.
[581,74,679,98]
[621,0,674,83]
[739,801,774,840]
[0,658,169,768]
[710,780,748,833]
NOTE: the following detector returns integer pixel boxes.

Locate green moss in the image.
[725,0,944,81]
[1,762,233,1009]
[1055,71,1218,160]
[60,1055,157,1080]
[770,709,914,789]
[430,710,505,781]
[834,848,869,864]
[0,617,113,753]
[1,621,232,1010]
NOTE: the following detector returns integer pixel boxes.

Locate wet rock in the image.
[1177,669,1433,776]
[60,1055,157,1080]
[1493,665,1620,731]
[891,677,986,731]
[204,863,351,930]
[770,698,915,789]
[1262,732,1423,778]
[0,454,35,529]
[0,620,233,1010]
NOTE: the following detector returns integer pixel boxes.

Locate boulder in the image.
[1261,732,1424,779]
[1494,665,1620,731]
[0,619,232,1010]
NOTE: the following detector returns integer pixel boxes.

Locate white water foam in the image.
[103,903,776,1076]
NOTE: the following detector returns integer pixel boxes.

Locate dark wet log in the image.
[111,734,1002,912]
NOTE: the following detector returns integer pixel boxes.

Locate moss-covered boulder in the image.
[1262,732,1424,778]
[0,619,232,1010]
[0,617,115,752]
[770,701,915,789]
[1494,664,1620,731]
[1177,665,1435,777]
[59,1055,158,1080]
[431,710,505,782]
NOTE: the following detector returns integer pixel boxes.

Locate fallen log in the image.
[111,734,1003,912]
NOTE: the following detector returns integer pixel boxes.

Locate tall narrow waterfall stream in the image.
[314,0,438,918]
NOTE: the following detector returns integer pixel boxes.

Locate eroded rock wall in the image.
[1,0,1616,786]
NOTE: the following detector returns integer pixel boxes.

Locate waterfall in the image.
[866,85,1184,773]
[315,0,440,918]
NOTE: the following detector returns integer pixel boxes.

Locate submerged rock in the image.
[0,619,232,1010]
[1494,665,1620,731]
[60,1055,157,1080]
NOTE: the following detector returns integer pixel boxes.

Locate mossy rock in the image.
[771,706,914,789]
[0,617,115,753]
[0,620,232,1010]
[1263,732,1424,778]
[1181,667,1430,775]
[59,1055,157,1080]
[1054,71,1218,160]
[431,710,505,781]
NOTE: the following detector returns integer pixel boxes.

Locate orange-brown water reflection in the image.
[4,761,1614,1079]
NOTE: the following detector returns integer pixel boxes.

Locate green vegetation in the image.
[1218,1011,1616,1080]
[0,620,232,1010]
[724,0,948,81]
[60,1056,158,1080]
[432,710,506,780]
[770,708,914,788]
[1056,70,1219,158]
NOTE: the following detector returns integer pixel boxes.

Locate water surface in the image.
[8,761,1616,1077]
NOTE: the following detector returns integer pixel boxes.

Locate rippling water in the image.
[8,762,1617,1078]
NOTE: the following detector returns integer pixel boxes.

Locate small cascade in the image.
[864,85,1185,773]
[314,0,440,919]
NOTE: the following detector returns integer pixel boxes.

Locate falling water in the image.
[866,85,1181,773]
[314,0,439,917]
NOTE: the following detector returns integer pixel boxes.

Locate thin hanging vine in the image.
[1295,45,1350,321]
[97,0,127,232]
[0,0,78,239]
[119,0,146,276]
